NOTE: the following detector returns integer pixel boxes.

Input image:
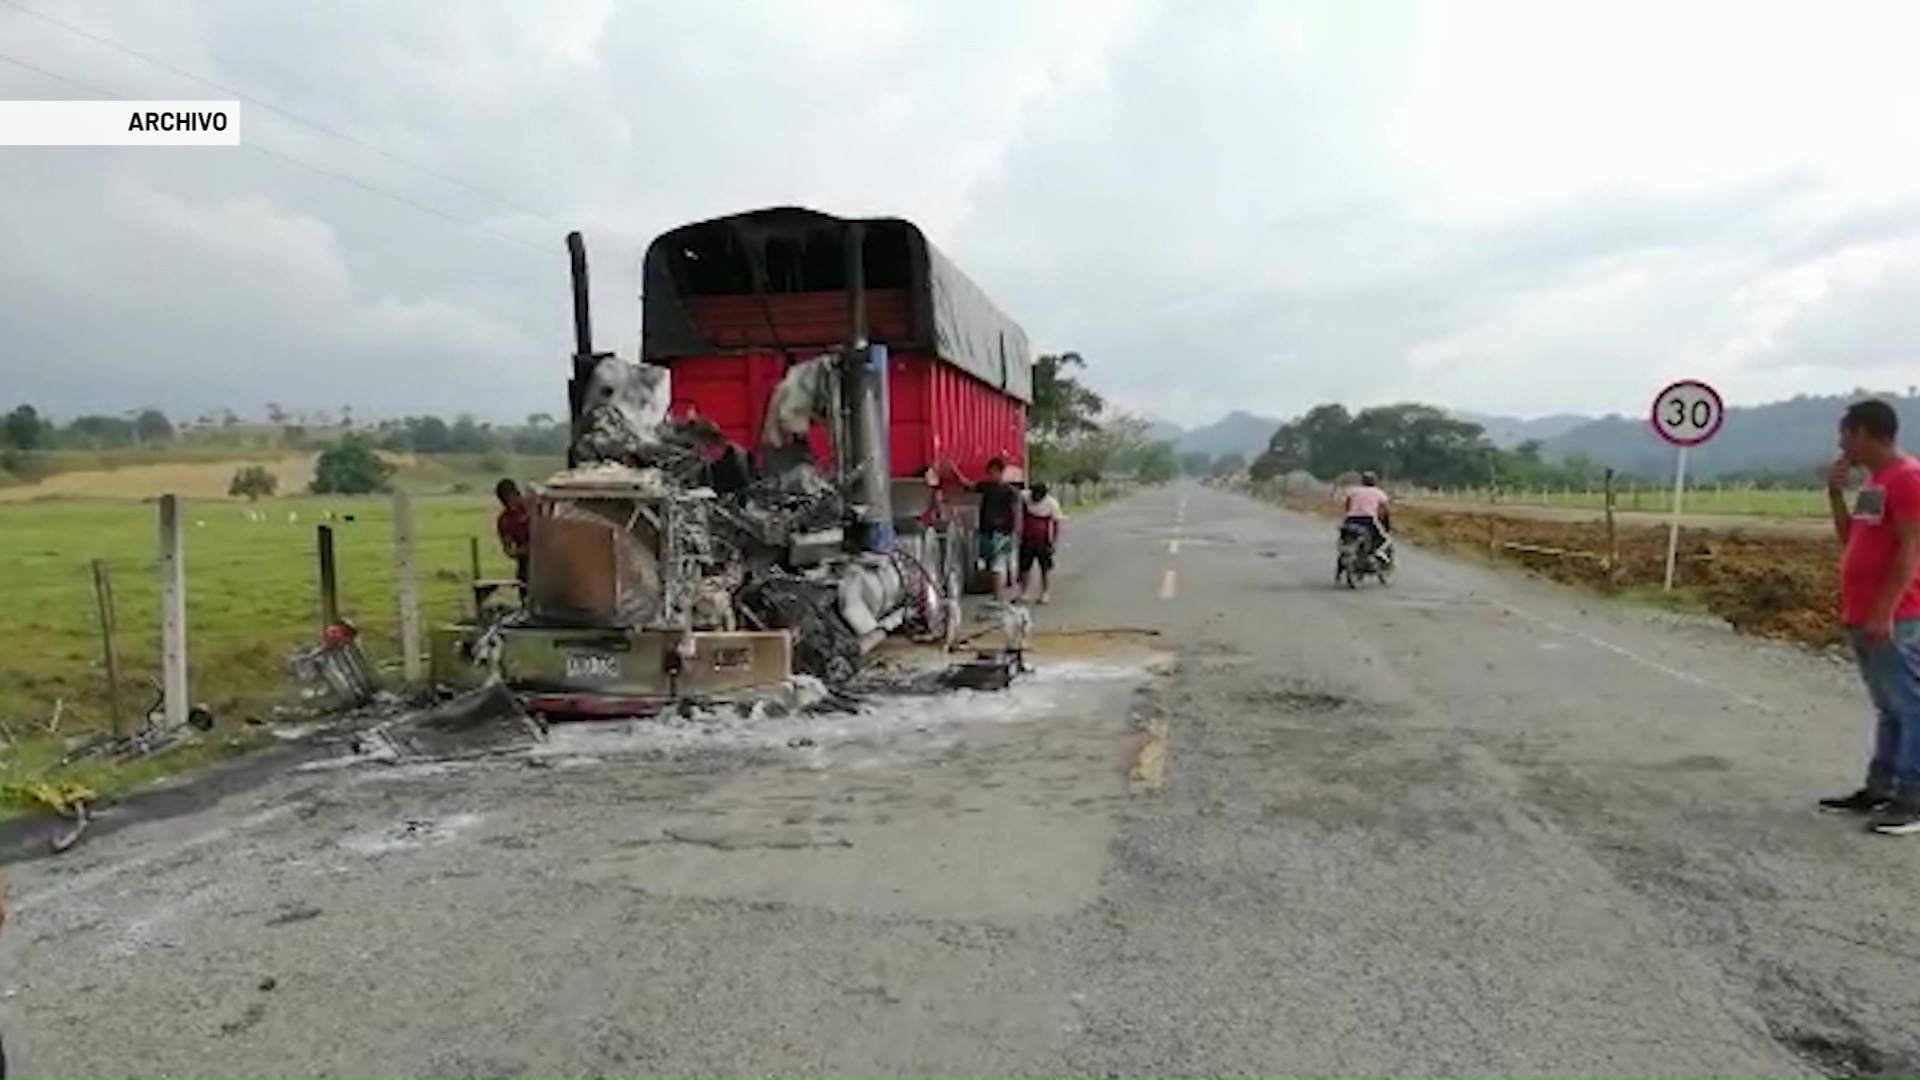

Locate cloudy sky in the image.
[4,0,1920,428]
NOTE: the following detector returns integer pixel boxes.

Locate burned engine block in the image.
[538,357,928,684]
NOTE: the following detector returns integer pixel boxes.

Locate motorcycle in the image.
[1335,520,1392,588]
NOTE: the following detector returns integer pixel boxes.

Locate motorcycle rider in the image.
[1341,469,1394,566]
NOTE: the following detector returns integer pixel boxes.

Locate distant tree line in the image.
[0,402,571,459]
[1026,353,1177,485]
[3,403,178,451]
[1241,401,1780,490]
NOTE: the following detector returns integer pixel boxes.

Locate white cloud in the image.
[2,0,1919,429]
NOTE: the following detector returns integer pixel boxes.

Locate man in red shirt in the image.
[1818,399,1920,835]
[495,479,531,585]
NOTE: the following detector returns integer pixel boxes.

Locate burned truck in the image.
[641,207,1035,595]
[428,208,1034,716]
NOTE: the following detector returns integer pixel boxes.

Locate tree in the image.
[1246,398,1638,491]
[1179,450,1215,477]
[1033,410,1163,484]
[65,414,137,449]
[3,404,45,450]
[1029,352,1106,440]
[408,415,454,453]
[1136,442,1179,484]
[1209,452,1247,478]
[133,407,175,445]
[449,413,496,453]
[310,437,395,494]
[228,465,279,501]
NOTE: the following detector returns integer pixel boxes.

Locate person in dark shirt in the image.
[974,456,1022,600]
[495,479,531,585]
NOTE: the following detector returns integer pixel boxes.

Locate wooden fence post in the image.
[1603,468,1619,593]
[158,493,188,731]
[91,558,124,737]
[317,524,339,631]
[392,491,423,683]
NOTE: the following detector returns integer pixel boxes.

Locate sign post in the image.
[1648,379,1726,591]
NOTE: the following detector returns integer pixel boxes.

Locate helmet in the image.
[1359,470,1379,486]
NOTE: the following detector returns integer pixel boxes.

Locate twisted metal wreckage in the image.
[414,231,1025,725]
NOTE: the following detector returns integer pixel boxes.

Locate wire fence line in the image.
[1374,482,1830,518]
[2,491,506,739]
[3,479,1138,738]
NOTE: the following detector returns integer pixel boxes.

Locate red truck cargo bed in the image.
[664,348,1024,484]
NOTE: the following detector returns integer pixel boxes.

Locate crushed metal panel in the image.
[497,627,792,698]
[526,494,664,626]
[675,631,794,695]
[426,624,489,692]
[501,628,672,696]
[382,683,537,759]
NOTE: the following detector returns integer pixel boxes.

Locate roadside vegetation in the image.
[0,362,1163,819]
[1256,480,1841,650]
[0,492,515,816]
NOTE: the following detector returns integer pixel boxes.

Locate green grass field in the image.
[0,493,512,804]
[0,478,1126,810]
[1421,485,1831,517]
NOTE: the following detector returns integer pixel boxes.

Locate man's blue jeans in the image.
[1847,618,1920,798]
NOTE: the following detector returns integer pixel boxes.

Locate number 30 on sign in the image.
[1649,379,1724,447]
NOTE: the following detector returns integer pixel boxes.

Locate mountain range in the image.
[1149,387,1920,480]
[1525,389,1920,479]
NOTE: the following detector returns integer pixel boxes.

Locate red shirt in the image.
[1839,454,1920,626]
[497,504,531,556]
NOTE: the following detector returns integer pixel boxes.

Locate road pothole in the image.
[1237,686,1355,713]
[1778,1029,1905,1079]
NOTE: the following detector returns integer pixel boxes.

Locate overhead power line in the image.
[0,0,562,230]
[0,50,552,256]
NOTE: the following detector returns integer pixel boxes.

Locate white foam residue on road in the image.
[339,812,484,855]
[13,805,299,917]
[295,735,400,772]
[525,657,1155,763]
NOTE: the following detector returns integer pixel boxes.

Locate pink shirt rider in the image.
[1344,484,1390,519]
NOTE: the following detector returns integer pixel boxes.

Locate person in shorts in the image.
[974,456,1021,600]
[1019,481,1065,603]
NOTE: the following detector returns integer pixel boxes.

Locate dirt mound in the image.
[1293,496,1842,648]
[0,455,318,502]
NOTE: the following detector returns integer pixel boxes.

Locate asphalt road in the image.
[5,482,1916,1079]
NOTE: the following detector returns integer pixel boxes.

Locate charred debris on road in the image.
[299,227,1044,763]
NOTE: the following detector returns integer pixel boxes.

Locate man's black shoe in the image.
[1868,800,1920,836]
[1819,788,1891,814]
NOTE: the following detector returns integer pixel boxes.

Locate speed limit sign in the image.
[1648,377,1725,592]
[1649,379,1724,447]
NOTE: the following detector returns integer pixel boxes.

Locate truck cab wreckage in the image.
[427,209,1036,720]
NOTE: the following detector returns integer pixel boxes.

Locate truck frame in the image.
[636,206,1035,596]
